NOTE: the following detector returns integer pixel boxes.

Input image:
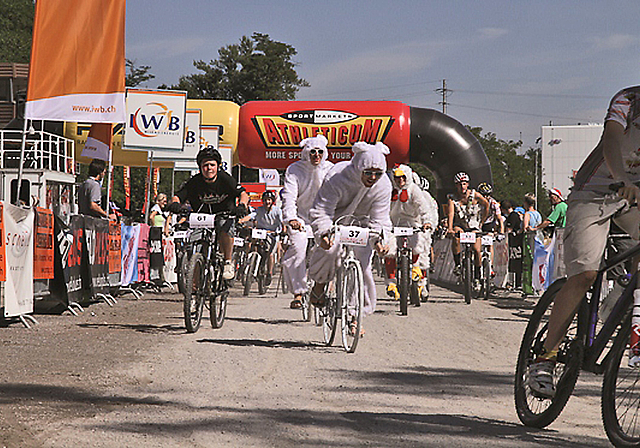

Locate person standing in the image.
[79,159,114,219]
[534,187,567,233]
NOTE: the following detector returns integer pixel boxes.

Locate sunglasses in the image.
[309,149,324,155]
[363,169,383,178]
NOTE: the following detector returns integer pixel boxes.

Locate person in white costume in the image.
[281,135,334,309]
[308,141,393,334]
[384,164,439,301]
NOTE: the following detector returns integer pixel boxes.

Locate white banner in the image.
[259,169,281,186]
[124,88,187,150]
[152,109,201,161]
[219,144,233,174]
[3,203,35,317]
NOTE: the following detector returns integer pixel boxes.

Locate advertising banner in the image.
[124,89,187,151]
[242,183,267,208]
[3,203,35,317]
[121,224,140,286]
[80,123,113,161]
[109,220,121,275]
[259,169,281,186]
[163,236,177,283]
[152,109,202,161]
[34,207,54,280]
[149,226,163,282]
[237,101,411,169]
[66,215,85,303]
[25,0,126,123]
[83,217,110,298]
[48,215,73,305]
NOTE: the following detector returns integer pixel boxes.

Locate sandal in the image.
[289,299,302,309]
[349,321,365,337]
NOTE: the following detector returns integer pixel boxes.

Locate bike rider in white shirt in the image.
[280,135,334,309]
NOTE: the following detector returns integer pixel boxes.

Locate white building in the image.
[540,124,603,198]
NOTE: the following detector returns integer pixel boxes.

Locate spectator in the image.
[149,193,171,236]
[534,187,567,234]
[78,159,114,219]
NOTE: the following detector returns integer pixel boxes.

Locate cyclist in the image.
[281,134,334,309]
[384,164,438,301]
[167,147,250,280]
[477,182,504,277]
[308,141,393,335]
[446,172,490,281]
[528,86,640,398]
[239,190,283,286]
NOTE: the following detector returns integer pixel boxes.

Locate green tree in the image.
[0,0,34,63]
[165,32,309,104]
[125,59,155,87]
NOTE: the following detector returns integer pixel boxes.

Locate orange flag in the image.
[81,123,113,161]
[25,0,126,123]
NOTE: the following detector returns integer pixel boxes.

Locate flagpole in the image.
[15,118,29,206]
[144,150,154,224]
[105,133,114,217]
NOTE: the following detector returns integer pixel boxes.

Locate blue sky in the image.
[126,0,640,150]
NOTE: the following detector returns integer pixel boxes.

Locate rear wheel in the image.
[183,253,205,333]
[514,278,587,428]
[177,251,190,295]
[398,254,409,315]
[243,252,258,296]
[601,315,640,447]
[322,282,338,346]
[341,260,364,353]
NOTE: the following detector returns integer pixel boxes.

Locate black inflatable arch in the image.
[409,107,492,207]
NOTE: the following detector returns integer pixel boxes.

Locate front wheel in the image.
[321,282,339,346]
[601,315,640,447]
[398,254,410,316]
[209,257,228,329]
[243,252,258,296]
[463,251,473,304]
[514,278,587,428]
[183,253,205,333]
[301,292,311,322]
[341,260,364,353]
[482,255,492,300]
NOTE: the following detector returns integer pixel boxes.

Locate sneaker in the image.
[223,261,235,280]
[386,283,400,300]
[527,359,556,398]
[419,278,429,299]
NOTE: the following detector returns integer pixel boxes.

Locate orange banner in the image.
[0,203,5,282]
[34,207,54,280]
[123,166,131,210]
[109,220,121,274]
[25,0,126,122]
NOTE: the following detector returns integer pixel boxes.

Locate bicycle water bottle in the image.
[629,288,640,367]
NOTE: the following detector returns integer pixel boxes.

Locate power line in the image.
[447,102,595,122]
[454,89,608,100]
[299,79,442,99]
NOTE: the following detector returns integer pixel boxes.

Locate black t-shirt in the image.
[175,172,245,214]
[505,211,522,234]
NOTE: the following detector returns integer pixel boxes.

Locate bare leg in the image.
[219,231,233,261]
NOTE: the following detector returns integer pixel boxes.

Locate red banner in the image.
[109,220,121,274]
[34,207,54,280]
[237,101,411,169]
[241,183,267,208]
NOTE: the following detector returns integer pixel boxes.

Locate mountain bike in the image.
[243,228,278,296]
[514,231,640,447]
[182,212,233,333]
[456,231,480,304]
[393,226,425,315]
[318,216,382,353]
[479,233,495,301]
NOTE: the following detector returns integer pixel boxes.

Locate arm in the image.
[523,211,531,231]
[90,201,110,218]
[446,198,455,234]
[602,120,640,207]
[475,192,490,224]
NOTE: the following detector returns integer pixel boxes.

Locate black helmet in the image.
[196,146,222,167]
[477,182,493,196]
[262,190,276,201]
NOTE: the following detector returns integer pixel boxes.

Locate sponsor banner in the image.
[163,236,177,284]
[152,109,202,161]
[34,207,54,280]
[3,203,35,317]
[48,215,73,305]
[238,101,410,169]
[149,226,163,282]
[242,183,267,208]
[25,0,126,122]
[109,220,121,275]
[80,123,113,161]
[259,169,281,186]
[124,89,187,151]
[123,166,131,210]
[83,216,110,298]
[219,144,233,174]
[65,215,85,303]
[121,224,140,286]
[0,203,5,282]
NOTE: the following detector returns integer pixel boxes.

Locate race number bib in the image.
[189,213,215,228]
[336,226,369,246]
[460,232,477,244]
[393,226,413,236]
[233,237,245,247]
[481,234,494,246]
[252,228,268,239]
[173,230,190,240]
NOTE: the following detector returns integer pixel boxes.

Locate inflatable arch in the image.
[236,100,491,205]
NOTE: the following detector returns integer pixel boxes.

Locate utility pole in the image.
[436,79,451,114]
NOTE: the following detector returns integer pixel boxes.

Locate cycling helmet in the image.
[453,172,470,184]
[196,146,222,167]
[477,182,493,196]
[262,190,276,202]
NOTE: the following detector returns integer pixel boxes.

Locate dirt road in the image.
[1,278,611,447]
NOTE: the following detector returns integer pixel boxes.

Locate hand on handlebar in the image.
[320,233,333,250]
[375,242,389,256]
[617,183,640,209]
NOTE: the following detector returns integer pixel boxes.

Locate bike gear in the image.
[196,146,222,167]
[477,182,493,196]
[454,172,470,184]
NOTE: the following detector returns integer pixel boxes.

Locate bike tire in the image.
[257,260,267,295]
[482,256,492,300]
[209,257,228,329]
[243,252,258,296]
[398,255,410,315]
[514,278,587,428]
[410,281,420,307]
[183,253,205,333]
[601,314,640,447]
[464,252,473,304]
[177,252,189,296]
[301,292,311,322]
[341,260,364,353]
[322,282,339,346]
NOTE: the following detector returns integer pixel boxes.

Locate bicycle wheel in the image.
[243,252,258,296]
[301,292,311,322]
[209,257,228,329]
[463,251,473,304]
[601,315,640,447]
[398,255,410,315]
[322,282,338,346]
[514,278,587,428]
[482,255,492,300]
[341,260,364,353]
[257,259,267,295]
[177,251,190,295]
[183,253,205,333]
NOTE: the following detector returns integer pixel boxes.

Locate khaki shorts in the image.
[563,193,640,277]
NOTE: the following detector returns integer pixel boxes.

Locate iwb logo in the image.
[130,102,181,138]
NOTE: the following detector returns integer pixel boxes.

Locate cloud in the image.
[589,34,638,51]
[478,27,508,40]
[127,36,208,59]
